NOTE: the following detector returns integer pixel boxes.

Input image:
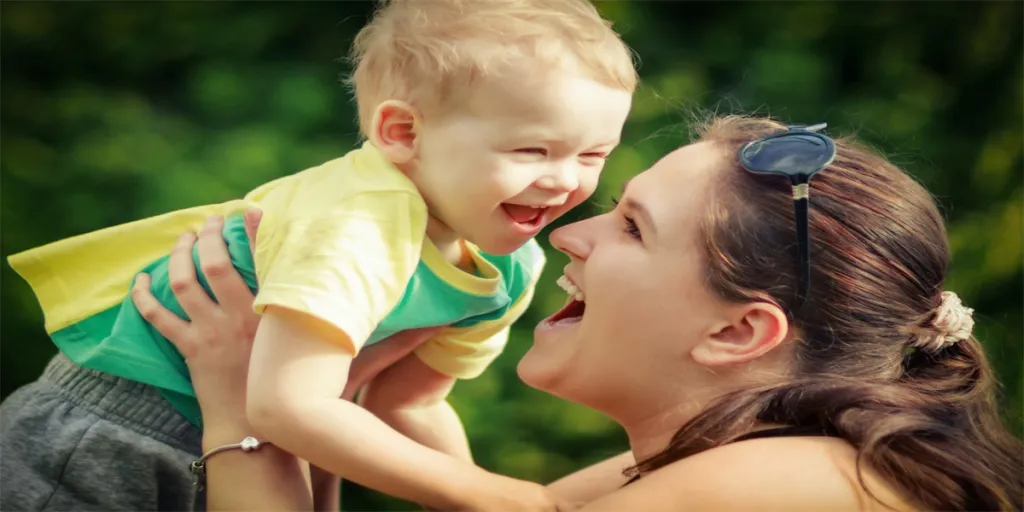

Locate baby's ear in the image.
[369,100,419,164]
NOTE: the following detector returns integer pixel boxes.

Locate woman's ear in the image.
[368,100,420,165]
[690,302,789,367]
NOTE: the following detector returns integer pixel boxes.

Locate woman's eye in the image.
[610,197,642,241]
[580,152,608,159]
[515,148,547,156]
[623,216,641,240]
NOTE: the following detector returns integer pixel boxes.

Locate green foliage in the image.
[2,2,1020,510]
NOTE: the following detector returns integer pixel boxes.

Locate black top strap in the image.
[624,425,837,485]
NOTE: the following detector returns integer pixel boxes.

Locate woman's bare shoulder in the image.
[578,436,917,511]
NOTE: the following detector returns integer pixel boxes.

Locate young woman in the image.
[134,115,1023,511]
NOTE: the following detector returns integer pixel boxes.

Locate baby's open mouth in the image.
[502,204,546,227]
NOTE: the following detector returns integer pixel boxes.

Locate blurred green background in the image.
[2,1,1021,510]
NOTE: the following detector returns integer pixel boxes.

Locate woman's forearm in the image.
[546,450,635,506]
[202,425,313,511]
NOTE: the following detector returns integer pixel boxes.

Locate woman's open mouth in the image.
[543,274,586,326]
[546,297,586,326]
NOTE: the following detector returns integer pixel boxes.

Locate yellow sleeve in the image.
[7,199,256,334]
[414,252,545,379]
[252,191,426,354]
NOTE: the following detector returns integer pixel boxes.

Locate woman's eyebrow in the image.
[624,197,657,237]
[620,179,658,237]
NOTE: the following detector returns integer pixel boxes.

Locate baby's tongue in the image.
[503,204,540,223]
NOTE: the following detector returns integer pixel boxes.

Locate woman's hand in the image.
[132,210,316,510]
[131,210,264,432]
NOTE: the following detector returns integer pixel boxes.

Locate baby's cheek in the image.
[568,185,597,209]
[577,170,602,199]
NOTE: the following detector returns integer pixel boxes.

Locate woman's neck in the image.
[617,385,728,468]
[621,407,699,467]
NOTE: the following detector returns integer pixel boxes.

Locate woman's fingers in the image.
[196,215,254,317]
[168,231,217,320]
[243,208,263,255]
[131,273,193,355]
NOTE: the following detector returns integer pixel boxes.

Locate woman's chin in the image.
[518,316,588,394]
[516,343,566,392]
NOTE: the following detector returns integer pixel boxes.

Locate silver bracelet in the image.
[190,436,271,490]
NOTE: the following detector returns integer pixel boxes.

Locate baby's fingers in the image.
[132,273,194,357]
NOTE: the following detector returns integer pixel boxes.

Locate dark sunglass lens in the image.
[742,135,834,176]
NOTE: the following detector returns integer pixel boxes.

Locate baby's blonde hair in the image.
[347,0,638,134]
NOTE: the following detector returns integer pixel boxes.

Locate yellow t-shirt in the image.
[9,143,545,397]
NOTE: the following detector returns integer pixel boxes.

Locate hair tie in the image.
[912,291,975,353]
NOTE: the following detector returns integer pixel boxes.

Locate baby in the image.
[4,0,636,509]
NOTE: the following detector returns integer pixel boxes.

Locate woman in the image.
[133,115,1022,511]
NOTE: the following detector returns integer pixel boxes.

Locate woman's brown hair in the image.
[627,115,1023,511]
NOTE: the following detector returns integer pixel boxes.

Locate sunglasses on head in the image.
[737,123,837,309]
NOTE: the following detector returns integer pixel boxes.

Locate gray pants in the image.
[0,353,204,511]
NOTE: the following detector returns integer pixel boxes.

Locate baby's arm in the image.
[314,327,443,512]
[359,352,472,462]
[245,307,559,511]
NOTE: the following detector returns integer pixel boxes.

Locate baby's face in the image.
[410,70,633,255]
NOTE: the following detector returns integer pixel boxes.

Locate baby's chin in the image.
[466,229,536,255]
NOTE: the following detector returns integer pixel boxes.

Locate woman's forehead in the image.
[629,142,725,236]
[653,141,725,180]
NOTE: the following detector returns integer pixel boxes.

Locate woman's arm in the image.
[546,451,635,506]
[202,425,314,511]
[131,212,312,510]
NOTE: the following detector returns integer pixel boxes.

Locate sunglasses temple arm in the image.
[793,196,811,307]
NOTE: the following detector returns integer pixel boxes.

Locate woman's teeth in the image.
[555,275,585,302]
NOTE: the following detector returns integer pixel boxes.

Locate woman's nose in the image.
[549,217,594,261]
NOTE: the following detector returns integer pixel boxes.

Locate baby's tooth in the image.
[575,291,585,302]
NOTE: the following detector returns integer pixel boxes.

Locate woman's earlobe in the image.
[691,303,789,367]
